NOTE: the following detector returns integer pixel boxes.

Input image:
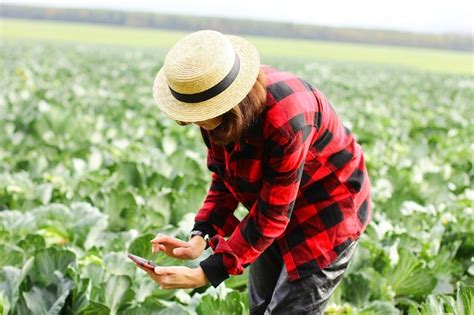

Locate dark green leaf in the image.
[80,301,110,315]
[33,247,76,285]
[128,234,156,260]
[387,248,436,298]
[359,301,400,315]
[0,245,23,268]
[197,291,247,315]
[22,275,74,315]
[104,275,134,315]
[457,282,474,315]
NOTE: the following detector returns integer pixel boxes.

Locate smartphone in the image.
[127,253,158,271]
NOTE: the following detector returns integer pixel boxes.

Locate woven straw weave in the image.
[153,30,260,122]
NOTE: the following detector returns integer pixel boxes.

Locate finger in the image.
[150,235,189,248]
[150,233,163,241]
[154,266,166,275]
[154,266,182,275]
[172,247,192,257]
[150,234,171,243]
[159,277,174,290]
[151,243,161,254]
[160,279,189,290]
[136,264,156,274]
[144,267,166,278]
[151,243,166,254]
[157,275,183,290]
[144,269,165,285]
[132,261,156,274]
[152,237,189,249]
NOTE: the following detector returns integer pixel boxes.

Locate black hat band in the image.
[168,52,240,104]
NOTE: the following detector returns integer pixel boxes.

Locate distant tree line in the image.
[1,4,472,52]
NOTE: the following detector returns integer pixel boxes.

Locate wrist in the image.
[189,234,208,251]
[193,267,209,287]
[189,230,210,249]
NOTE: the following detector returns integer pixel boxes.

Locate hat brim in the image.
[152,35,260,123]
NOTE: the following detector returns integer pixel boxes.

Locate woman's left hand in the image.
[143,266,209,289]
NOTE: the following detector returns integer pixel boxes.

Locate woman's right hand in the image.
[150,234,207,260]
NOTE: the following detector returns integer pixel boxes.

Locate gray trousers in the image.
[248,240,357,315]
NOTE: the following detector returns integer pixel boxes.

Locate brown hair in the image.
[176,69,267,145]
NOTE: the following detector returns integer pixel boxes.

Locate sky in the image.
[2,0,473,35]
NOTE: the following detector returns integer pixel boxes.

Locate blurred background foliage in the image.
[0,4,473,314]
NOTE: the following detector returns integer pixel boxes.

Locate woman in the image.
[144,30,371,314]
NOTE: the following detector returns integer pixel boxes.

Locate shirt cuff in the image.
[199,254,229,287]
[191,221,217,238]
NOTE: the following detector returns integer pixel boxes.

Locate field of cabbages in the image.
[1,38,473,314]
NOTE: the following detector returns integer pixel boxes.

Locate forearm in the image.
[199,200,291,287]
[193,174,240,237]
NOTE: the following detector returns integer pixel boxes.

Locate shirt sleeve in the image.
[191,129,240,238]
[200,127,313,287]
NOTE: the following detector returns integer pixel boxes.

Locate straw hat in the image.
[152,30,260,122]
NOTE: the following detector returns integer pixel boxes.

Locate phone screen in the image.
[127,253,158,271]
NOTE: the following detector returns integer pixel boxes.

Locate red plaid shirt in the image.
[194,65,371,287]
